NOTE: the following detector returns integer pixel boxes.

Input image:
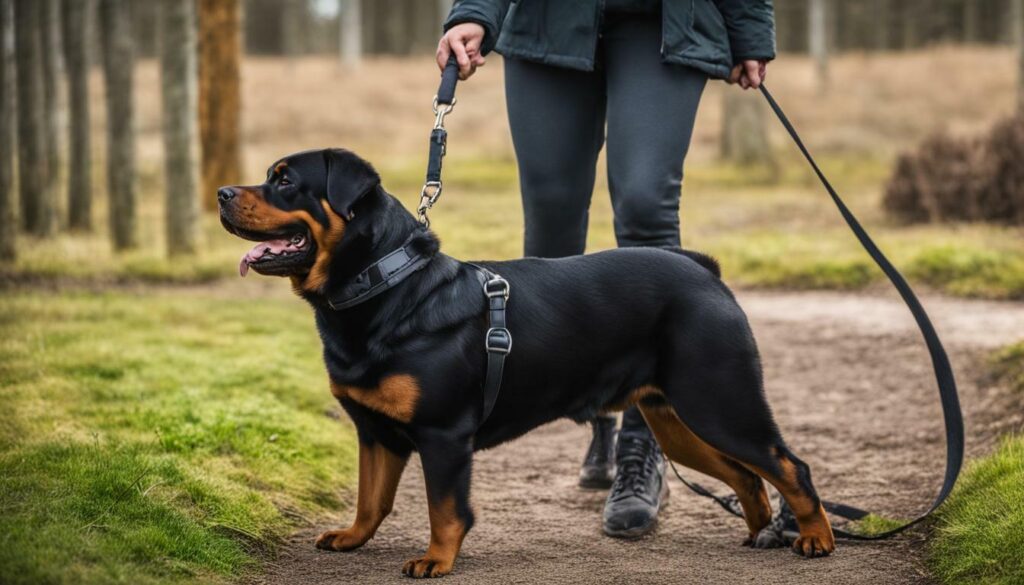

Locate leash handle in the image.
[438,56,459,105]
[677,86,965,542]
[418,57,460,227]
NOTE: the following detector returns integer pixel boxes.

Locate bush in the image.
[883,117,1024,224]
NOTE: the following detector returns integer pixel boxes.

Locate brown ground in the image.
[250,290,1024,584]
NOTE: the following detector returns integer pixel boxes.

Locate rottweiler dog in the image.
[218,148,835,578]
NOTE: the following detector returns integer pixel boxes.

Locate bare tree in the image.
[809,0,828,93]
[0,0,16,259]
[1016,0,1024,113]
[14,0,52,236]
[99,0,137,250]
[339,0,362,65]
[159,0,201,255]
[39,0,62,226]
[198,0,242,210]
[63,0,92,231]
[720,91,778,181]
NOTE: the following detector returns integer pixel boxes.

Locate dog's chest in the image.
[330,375,420,423]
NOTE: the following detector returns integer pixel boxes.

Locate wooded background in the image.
[1,0,1023,263]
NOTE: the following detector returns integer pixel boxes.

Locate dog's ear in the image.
[323,148,380,218]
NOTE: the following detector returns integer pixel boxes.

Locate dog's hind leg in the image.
[660,341,835,557]
[637,401,773,543]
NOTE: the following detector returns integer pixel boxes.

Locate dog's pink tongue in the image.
[238,238,294,277]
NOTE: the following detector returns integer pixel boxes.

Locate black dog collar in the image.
[326,236,433,310]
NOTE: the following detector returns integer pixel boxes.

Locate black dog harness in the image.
[324,234,512,425]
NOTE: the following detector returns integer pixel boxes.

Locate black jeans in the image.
[504,14,707,434]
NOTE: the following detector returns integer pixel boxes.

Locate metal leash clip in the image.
[419,58,460,227]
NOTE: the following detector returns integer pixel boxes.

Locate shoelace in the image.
[610,435,661,498]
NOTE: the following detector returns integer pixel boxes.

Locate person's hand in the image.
[728,60,768,90]
[437,23,487,80]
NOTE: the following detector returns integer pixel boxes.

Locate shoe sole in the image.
[578,476,615,490]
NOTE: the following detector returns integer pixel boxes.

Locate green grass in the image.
[991,341,1024,393]
[929,435,1024,585]
[0,291,356,584]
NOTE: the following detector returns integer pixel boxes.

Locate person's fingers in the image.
[728,64,742,85]
[472,54,486,67]
[759,60,767,83]
[451,39,471,77]
[739,74,750,90]
[743,60,761,89]
[436,37,450,71]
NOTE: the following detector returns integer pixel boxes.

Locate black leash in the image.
[673,85,965,541]
[417,57,460,228]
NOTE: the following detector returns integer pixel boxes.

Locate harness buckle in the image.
[485,327,512,354]
[483,275,510,300]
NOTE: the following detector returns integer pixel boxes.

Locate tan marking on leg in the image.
[402,495,466,578]
[638,402,774,539]
[331,374,420,423]
[746,449,835,557]
[600,384,662,414]
[315,443,407,551]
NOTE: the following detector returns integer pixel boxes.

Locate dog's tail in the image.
[667,248,721,279]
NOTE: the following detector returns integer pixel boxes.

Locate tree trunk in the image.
[63,0,92,231]
[39,0,62,228]
[158,0,201,256]
[0,0,16,259]
[99,0,137,250]
[14,0,52,236]
[1016,0,1024,114]
[809,0,828,94]
[339,0,362,66]
[720,91,778,180]
[198,0,242,211]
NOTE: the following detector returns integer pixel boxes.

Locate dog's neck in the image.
[299,187,444,331]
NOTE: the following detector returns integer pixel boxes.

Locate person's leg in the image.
[504,57,617,488]
[600,13,709,538]
[504,57,606,258]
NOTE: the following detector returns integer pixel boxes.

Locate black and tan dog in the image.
[218,148,835,578]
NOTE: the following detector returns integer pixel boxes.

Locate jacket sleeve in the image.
[714,0,776,63]
[443,0,513,56]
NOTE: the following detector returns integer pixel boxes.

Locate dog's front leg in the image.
[315,440,409,552]
[402,429,474,578]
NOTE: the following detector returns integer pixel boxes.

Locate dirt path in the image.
[251,290,1024,584]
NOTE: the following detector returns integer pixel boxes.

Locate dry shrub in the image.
[883,117,1024,225]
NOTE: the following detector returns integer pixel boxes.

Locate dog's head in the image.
[218,148,380,291]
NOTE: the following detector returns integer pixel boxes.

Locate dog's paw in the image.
[314,528,367,552]
[402,556,452,578]
[791,534,835,558]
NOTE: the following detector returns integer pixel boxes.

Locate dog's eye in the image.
[279,177,292,187]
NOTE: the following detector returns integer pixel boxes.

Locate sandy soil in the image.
[250,290,1024,584]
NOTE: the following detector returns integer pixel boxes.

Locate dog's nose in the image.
[217,187,237,203]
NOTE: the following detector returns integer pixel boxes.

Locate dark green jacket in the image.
[444,0,776,80]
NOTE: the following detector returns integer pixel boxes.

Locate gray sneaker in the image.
[602,433,668,538]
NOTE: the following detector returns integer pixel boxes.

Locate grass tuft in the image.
[929,435,1024,585]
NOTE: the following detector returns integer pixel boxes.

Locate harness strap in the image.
[674,86,965,541]
[326,236,433,310]
[472,266,511,424]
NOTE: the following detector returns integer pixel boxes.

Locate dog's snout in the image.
[217,187,237,204]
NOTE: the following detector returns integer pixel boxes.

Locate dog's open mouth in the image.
[239,232,313,277]
[222,218,316,277]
